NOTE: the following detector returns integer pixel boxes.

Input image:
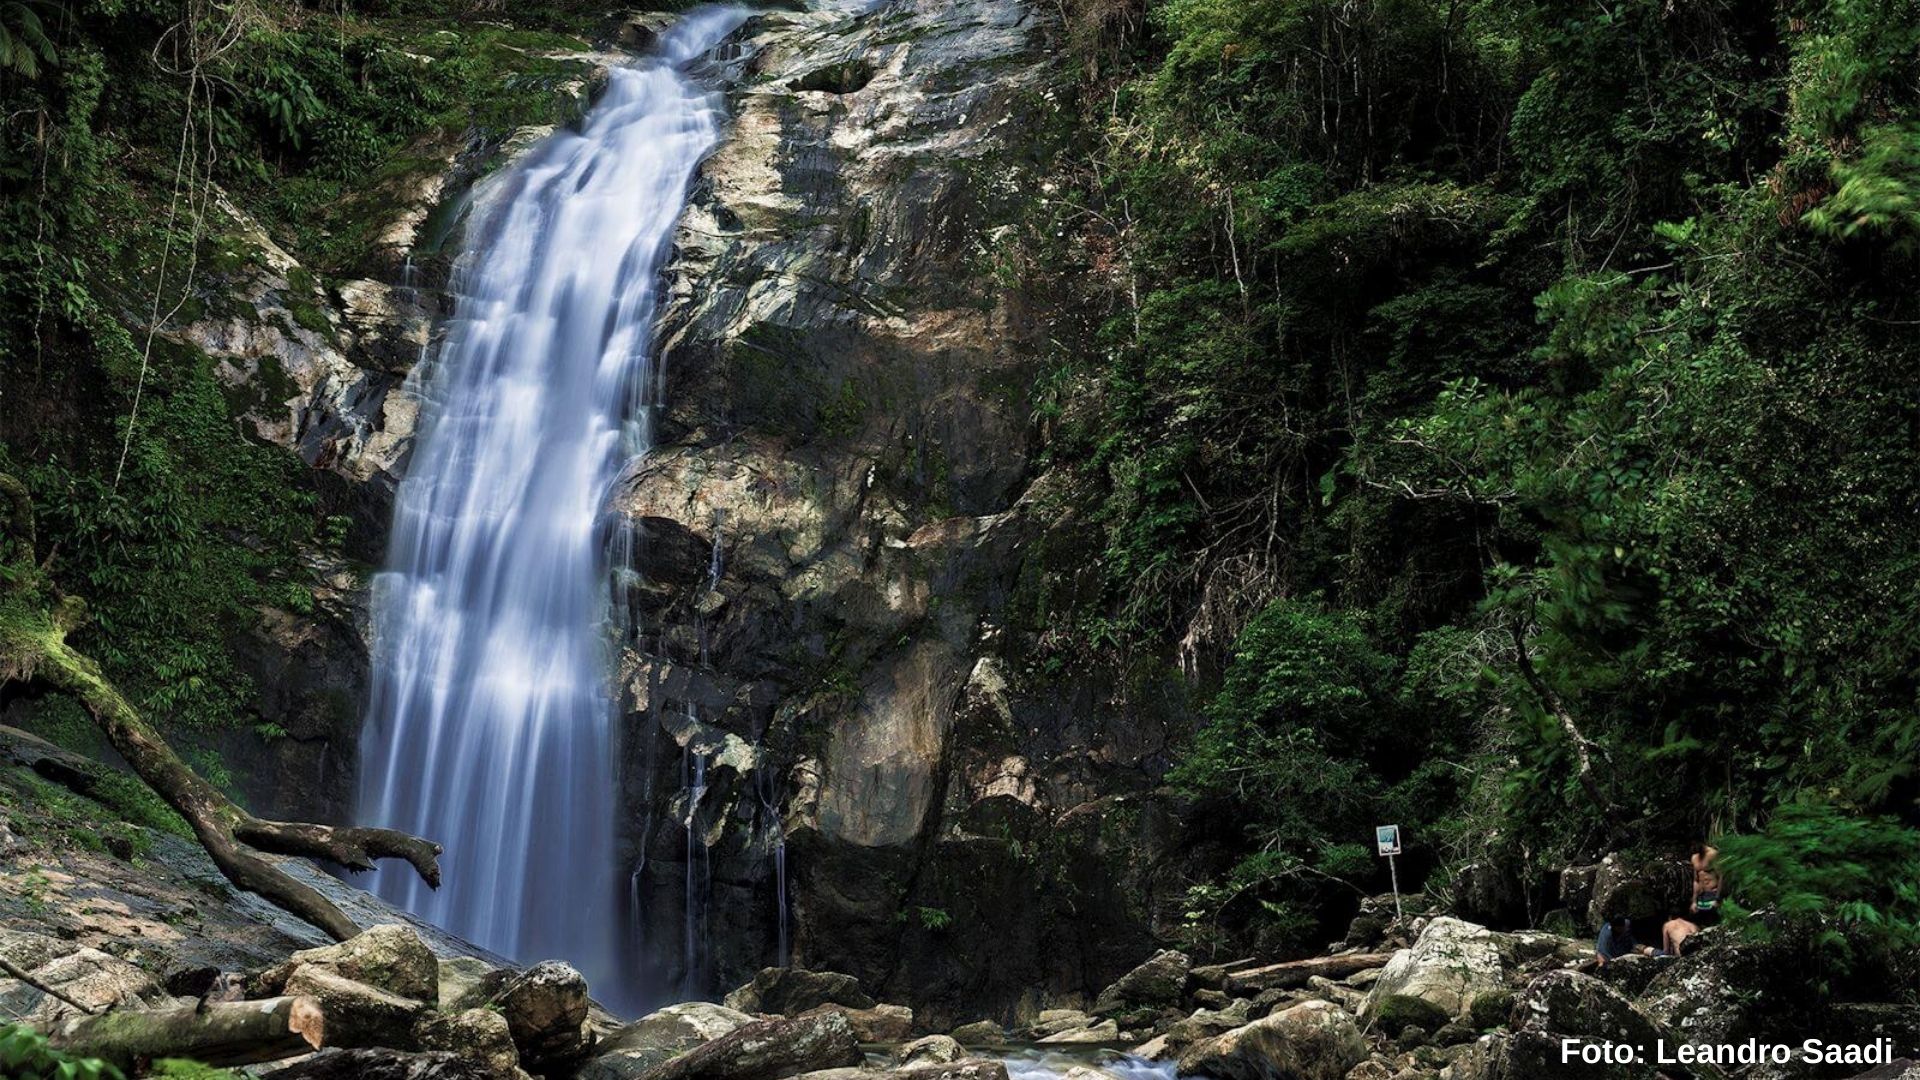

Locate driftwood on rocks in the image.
[46,995,322,1069]
[1225,953,1393,995]
[283,964,430,1049]
[0,472,442,943]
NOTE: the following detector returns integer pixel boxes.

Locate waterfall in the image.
[356,7,748,1015]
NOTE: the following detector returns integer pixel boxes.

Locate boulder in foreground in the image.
[640,1011,864,1080]
[725,968,874,1015]
[1177,999,1365,1080]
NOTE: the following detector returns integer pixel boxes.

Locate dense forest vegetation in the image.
[0,0,607,748]
[1037,0,1920,973]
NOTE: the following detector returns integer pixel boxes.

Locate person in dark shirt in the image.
[1596,916,1653,966]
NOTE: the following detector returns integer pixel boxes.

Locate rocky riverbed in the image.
[7,744,1915,1080]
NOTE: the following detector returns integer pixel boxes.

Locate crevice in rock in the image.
[789,59,876,94]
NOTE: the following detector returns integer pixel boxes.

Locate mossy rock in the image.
[1371,993,1450,1038]
[1469,989,1515,1031]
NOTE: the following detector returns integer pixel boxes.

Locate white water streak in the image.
[358,8,747,1013]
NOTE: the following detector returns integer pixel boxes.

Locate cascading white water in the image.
[357,7,747,1014]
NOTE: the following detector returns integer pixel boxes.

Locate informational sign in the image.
[1376,824,1404,918]
[1375,824,1402,856]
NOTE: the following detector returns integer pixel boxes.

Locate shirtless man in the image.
[1662,842,1724,955]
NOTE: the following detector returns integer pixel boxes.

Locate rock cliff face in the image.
[197,0,1196,1024]
[614,0,1190,1023]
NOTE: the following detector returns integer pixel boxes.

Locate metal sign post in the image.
[1376,824,1403,920]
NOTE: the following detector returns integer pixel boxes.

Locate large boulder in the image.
[254,924,440,1004]
[437,956,503,1011]
[1037,1018,1120,1044]
[641,1012,864,1080]
[1584,855,1689,931]
[495,961,594,1074]
[894,1035,965,1066]
[890,1062,1010,1080]
[0,929,177,1023]
[1362,919,1508,1023]
[1641,927,1816,1050]
[1177,999,1366,1080]
[801,1002,914,1042]
[1092,949,1191,1018]
[948,1020,1005,1048]
[414,1008,522,1076]
[1161,999,1256,1054]
[596,1001,759,1075]
[1495,969,1665,1078]
[724,968,874,1016]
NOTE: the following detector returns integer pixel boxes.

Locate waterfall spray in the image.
[357,8,748,1014]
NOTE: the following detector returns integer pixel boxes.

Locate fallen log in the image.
[1225,952,1394,994]
[0,471,441,943]
[47,995,323,1069]
[283,965,429,1049]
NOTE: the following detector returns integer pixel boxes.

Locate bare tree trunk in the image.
[0,472,442,941]
[47,996,324,1069]
[1509,620,1629,837]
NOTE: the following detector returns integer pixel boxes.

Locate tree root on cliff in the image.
[0,472,441,942]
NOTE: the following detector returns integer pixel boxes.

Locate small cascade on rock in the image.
[355,6,748,1015]
[754,757,790,966]
[680,733,714,997]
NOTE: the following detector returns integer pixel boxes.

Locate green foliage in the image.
[1040,0,1920,959]
[150,1060,241,1079]
[0,0,610,757]
[1715,802,1920,972]
[0,0,55,77]
[1169,599,1471,947]
[0,1023,124,1080]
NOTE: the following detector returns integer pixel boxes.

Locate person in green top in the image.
[1662,842,1725,956]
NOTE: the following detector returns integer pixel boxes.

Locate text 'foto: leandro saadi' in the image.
[1563,1038,1900,1069]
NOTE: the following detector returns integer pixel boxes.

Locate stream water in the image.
[356,8,748,1014]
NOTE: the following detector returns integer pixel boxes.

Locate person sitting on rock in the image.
[1661,866,1724,956]
[1596,915,1654,966]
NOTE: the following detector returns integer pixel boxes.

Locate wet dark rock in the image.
[1433,1021,1477,1047]
[252,924,439,1004]
[1092,949,1190,1018]
[1596,953,1666,997]
[801,1002,914,1043]
[1495,970,1665,1080]
[412,1007,521,1076]
[1584,854,1689,930]
[495,960,594,1074]
[948,1020,1005,1048]
[725,967,874,1015]
[1192,989,1232,1010]
[1177,1000,1366,1080]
